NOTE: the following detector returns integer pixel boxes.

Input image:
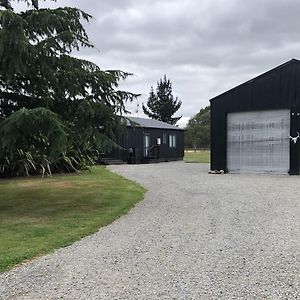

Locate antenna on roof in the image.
[135,98,140,117]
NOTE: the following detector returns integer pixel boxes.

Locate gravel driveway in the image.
[1,162,300,299]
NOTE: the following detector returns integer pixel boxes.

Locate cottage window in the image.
[169,134,176,148]
[163,133,167,144]
[143,134,150,156]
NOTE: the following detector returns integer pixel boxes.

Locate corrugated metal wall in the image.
[227,110,290,174]
[210,59,300,174]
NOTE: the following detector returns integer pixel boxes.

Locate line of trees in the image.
[0,0,137,177]
[185,106,210,149]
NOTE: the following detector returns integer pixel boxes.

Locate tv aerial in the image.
[135,98,140,117]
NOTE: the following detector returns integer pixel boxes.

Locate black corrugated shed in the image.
[210,59,300,174]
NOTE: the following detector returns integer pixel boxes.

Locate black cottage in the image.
[210,58,300,175]
[103,116,184,164]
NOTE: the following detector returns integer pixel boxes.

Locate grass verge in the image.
[184,150,210,163]
[0,166,145,272]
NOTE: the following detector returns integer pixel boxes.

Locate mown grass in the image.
[184,150,210,163]
[0,166,145,272]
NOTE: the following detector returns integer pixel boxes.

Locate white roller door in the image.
[227,109,290,174]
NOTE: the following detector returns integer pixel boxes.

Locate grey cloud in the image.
[24,0,300,124]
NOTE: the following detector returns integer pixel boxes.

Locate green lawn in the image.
[0,166,145,272]
[184,150,210,163]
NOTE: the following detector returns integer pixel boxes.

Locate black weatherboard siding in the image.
[105,117,184,164]
[210,59,300,174]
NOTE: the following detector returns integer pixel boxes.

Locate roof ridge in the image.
[210,58,300,102]
[125,116,184,130]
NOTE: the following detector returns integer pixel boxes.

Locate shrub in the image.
[0,107,69,177]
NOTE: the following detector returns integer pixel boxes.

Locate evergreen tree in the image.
[142,75,182,125]
[0,0,138,177]
[185,106,210,149]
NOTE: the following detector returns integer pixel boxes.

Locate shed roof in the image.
[125,116,184,130]
[210,58,300,102]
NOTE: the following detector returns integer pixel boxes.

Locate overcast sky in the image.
[23,0,300,126]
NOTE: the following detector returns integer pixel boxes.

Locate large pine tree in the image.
[142,75,182,125]
[0,0,137,177]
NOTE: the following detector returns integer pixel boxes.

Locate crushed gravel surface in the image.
[1,162,300,299]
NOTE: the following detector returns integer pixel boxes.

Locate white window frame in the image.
[169,134,176,148]
[143,134,150,156]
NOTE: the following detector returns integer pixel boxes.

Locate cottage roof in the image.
[125,116,184,130]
